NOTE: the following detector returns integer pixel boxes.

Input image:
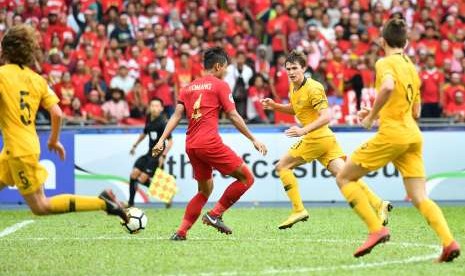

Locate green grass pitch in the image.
[0,206,463,275]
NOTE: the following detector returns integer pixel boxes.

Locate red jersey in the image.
[179,75,236,149]
[270,66,289,100]
[420,69,444,103]
[444,84,465,111]
[83,102,104,118]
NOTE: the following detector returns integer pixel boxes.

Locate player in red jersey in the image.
[152,47,268,240]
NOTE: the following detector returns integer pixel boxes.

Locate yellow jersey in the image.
[0,64,59,157]
[289,77,334,140]
[374,54,422,143]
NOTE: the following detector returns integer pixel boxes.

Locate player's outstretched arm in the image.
[47,104,66,160]
[226,109,267,155]
[261,98,295,115]
[285,108,331,137]
[152,103,184,157]
[362,77,394,129]
[130,133,147,155]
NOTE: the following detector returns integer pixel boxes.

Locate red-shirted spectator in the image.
[247,74,270,123]
[269,54,288,102]
[436,40,453,68]
[174,52,194,98]
[326,48,345,99]
[127,79,149,116]
[64,97,87,125]
[445,91,465,122]
[418,22,440,54]
[42,48,67,84]
[54,72,75,110]
[100,49,119,84]
[83,90,107,124]
[420,55,445,118]
[71,59,91,103]
[152,56,174,115]
[443,72,465,115]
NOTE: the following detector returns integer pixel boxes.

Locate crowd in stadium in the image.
[1,0,465,125]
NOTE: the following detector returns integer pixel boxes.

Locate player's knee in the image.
[240,166,254,187]
[409,194,427,208]
[199,186,213,197]
[130,171,140,180]
[275,162,285,173]
[138,174,149,184]
[29,203,51,216]
[335,173,348,187]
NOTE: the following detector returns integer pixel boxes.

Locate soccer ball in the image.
[121,207,147,234]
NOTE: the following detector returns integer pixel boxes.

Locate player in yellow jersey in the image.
[0,24,128,222]
[262,50,391,229]
[336,19,460,262]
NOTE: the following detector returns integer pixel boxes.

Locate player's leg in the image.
[171,148,212,240]
[200,145,254,234]
[336,160,384,233]
[275,153,308,229]
[336,159,390,257]
[404,178,460,262]
[21,186,128,222]
[173,178,213,240]
[11,155,128,221]
[208,164,254,217]
[327,157,392,225]
[394,143,460,262]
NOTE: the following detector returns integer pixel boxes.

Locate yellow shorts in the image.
[0,153,48,195]
[288,136,345,167]
[351,137,425,178]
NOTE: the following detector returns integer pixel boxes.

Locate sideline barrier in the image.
[1,126,464,203]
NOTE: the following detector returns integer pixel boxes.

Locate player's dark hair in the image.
[382,18,407,48]
[150,97,164,106]
[203,46,229,70]
[285,50,307,68]
[1,24,40,66]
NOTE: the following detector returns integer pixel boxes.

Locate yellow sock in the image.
[341,181,382,233]
[357,180,382,210]
[49,194,106,213]
[418,199,454,246]
[279,169,305,212]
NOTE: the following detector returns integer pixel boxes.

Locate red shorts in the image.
[186,144,243,181]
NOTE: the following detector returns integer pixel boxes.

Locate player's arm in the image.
[226,109,267,155]
[162,137,173,157]
[285,108,331,137]
[261,98,295,115]
[362,76,394,129]
[47,104,66,160]
[412,87,422,120]
[152,103,184,157]
[130,133,147,155]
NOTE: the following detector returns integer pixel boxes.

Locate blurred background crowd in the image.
[1,0,464,125]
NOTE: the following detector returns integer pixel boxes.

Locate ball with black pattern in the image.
[121,207,148,234]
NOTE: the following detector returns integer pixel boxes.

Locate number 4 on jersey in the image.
[192,93,202,120]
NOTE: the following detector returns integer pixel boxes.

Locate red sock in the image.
[177,193,208,236]
[210,168,254,217]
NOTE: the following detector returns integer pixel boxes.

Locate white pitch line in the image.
[0,220,34,238]
[0,235,441,275]
[0,236,441,249]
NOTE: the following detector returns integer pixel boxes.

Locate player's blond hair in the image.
[1,24,40,66]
